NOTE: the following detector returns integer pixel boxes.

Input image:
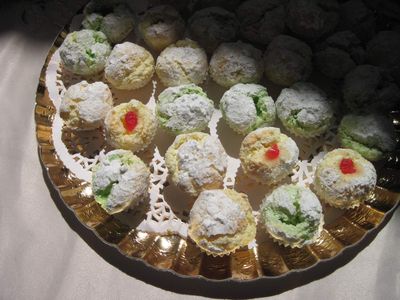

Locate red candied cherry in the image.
[340,158,356,174]
[265,143,280,160]
[123,111,138,132]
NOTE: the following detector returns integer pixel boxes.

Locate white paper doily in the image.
[46,45,339,239]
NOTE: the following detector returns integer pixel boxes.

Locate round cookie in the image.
[157,84,214,134]
[339,0,376,42]
[82,4,134,44]
[236,0,286,45]
[314,148,377,209]
[263,35,312,87]
[314,31,364,79]
[343,64,400,112]
[83,0,133,15]
[105,42,155,90]
[138,5,185,52]
[92,149,150,214]
[188,7,239,53]
[259,184,323,247]
[155,39,208,87]
[59,29,111,76]
[366,31,400,69]
[286,0,339,39]
[366,31,400,85]
[276,82,334,138]
[338,114,396,161]
[239,127,299,185]
[209,41,263,88]
[104,99,157,152]
[220,83,276,134]
[165,132,228,197]
[60,81,113,130]
[315,47,355,79]
[188,189,256,256]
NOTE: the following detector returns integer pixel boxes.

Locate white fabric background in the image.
[0,1,399,299]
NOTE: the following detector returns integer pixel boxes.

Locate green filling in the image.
[284,108,330,136]
[177,86,207,98]
[93,32,107,43]
[93,152,137,208]
[252,92,265,116]
[262,188,318,240]
[85,49,96,66]
[278,200,307,225]
[107,154,120,161]
[95,182,114,208]
[157,85,208,133]
[86,49,96,59]
[338,128,383,161]
[250,89,275,131]
[158,85,206,105]
[70,32,77,43]
[286,109,313,131]
[156,109,175,132]
[84,14,103,31]
[107,153,136,165]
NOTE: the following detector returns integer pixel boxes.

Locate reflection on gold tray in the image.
[35,26,400,284]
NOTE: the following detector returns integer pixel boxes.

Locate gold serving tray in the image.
[35,27,400,292]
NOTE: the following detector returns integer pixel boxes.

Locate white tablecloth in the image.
[1,1,399,299]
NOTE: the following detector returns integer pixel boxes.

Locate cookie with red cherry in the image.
[104,99,157,152]
[239,127,299,185]
[313,148,377,209]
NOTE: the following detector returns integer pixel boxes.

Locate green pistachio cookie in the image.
[220,83,276,134]
[276,82,334,138]
[156,84,214,135]
[259,184,323,247]
[59,29,111,76]
[92,149,150,214]
[82,4,134,44]
[338,114,396,161]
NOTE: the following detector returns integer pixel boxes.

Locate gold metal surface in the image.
[35,28,400,282]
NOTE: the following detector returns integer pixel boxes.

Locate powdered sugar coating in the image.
[191,190,244,237]
[188,7,239,53]
[343,64,400,112]
[105,42,155,90]
[314,148,377,209]
[314,31,364,79]
[276,82,334,137]
[240,127,299,184]
[138,5,185,52]
[60,81,113,130]
[339,114,396,161]
[260,184,323,247]
[92,149,150,214]
[59,29,111,76]
[236,0,286,45]
[209,41,263,88]
[157,84,214,134]
[286,0,339,39]
[188,189,256,255]
[156,39,208,87]
[165,133,228,197]
[82,4,134,44]
[340,114,396,150]
[263,35,313,87]
[104,99,157,152]
[220,83,276,134]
